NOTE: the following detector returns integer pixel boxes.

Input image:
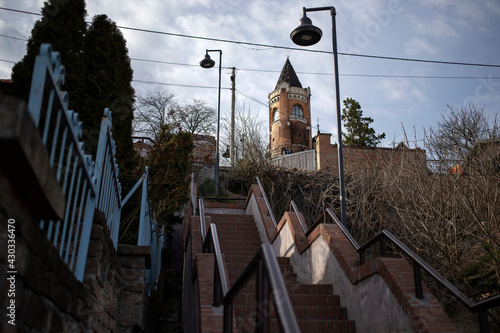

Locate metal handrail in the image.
[199,198,206,242]
[198,197,229,307]
[256,177,277,227]
[222,242,301,333]
[323,208,499,333]
[191,172,197,215]
[290,200,307,234]
[203,224,229,306]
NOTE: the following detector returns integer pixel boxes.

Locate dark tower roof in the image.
[275,58,302,89]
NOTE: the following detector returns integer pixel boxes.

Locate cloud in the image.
[405,37,438,56]
[410,13,458,38]
[417,0,483,21]
[381,78,428,102]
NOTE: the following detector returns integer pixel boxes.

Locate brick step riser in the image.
[233,304,348,320]
[234,293,340,308]
[235,317,355,333]
[223,281,334,295]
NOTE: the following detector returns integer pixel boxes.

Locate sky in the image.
[1,0,499,149]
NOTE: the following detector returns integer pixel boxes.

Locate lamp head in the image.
[290,13,323,46]
[200,53,215,68]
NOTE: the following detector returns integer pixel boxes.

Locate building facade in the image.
[268,59,313,158]
[268,59,427,173]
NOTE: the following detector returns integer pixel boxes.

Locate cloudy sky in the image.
[1,0,499,148]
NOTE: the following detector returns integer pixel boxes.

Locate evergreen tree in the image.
[11,0,87,110]
[83,14,135,168]
[341,98,385,147]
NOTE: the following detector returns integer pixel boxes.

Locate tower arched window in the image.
[273,107,280,122]
[292,105,303,119]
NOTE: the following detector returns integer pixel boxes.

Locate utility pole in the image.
[230,67,236,166]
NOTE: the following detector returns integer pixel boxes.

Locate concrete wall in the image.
[242,185,456,333]
[271,221,414,333]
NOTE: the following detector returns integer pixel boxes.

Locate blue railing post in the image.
[138,167,150,246]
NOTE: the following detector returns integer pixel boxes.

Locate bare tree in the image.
[134,88,217,141]
[172,99,216,135]
[133,87,176,140]
[220,102,268,166]
[427,104,499,170]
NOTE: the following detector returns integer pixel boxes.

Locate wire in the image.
[133,79,230,90]
[236,90,268,107]
[0,33,27,42]
[0,58,16,64]
[2,6,500,68]
[1,33,497,80]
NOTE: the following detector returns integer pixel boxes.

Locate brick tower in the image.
[268,58,312,158]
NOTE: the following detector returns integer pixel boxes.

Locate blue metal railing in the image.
[27,43,162,284]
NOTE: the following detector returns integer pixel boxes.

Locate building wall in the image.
[315,132,427,174]
[269,87,312,158]
[191,133,216,166]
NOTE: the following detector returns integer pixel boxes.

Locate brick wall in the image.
[192,134,216,166]
[315,132,427,174]
[269,88,312,158]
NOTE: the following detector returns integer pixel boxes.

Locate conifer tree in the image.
[11,0,87,110]
[83,14,135,170]
[341,98,385,147]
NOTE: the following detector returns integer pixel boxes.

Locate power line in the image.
[133,79,230,90]
[236,90,268,107]
[0,33,27,42]
[0,58,16,64]
[2,6,500,69]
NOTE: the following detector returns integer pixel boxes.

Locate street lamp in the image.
[200,49,222,195]
[290,6,347,227]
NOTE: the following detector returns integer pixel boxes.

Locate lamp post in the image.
[290,6,347,227]
[200,49,222,195]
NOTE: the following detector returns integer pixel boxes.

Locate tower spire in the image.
[275,58,302,89]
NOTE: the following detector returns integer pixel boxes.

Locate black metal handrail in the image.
[222,242,301,333]
[256,177,277,227]
[198,195,299,332]
[198,198,229,307]
[203,223,229,306]
[322,208,500,333]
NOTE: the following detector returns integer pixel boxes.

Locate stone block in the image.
[123,282,143,293]
[0,98,65,220]
[120,291,143,304]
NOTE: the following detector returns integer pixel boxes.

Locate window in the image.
[273,107,279,122]
[292,105,303,119]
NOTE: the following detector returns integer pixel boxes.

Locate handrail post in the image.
[223,302,233,333]
[478,310,489,333]
[380,234,387,257]
[413,261,424,299]
[359,251,365,265]
[213,254,222,306]
[256,259,270,333]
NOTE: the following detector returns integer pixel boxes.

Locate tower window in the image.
[273,107,279,122]
[292,105,303,119]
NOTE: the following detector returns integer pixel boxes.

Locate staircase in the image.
[205,207,356,332]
